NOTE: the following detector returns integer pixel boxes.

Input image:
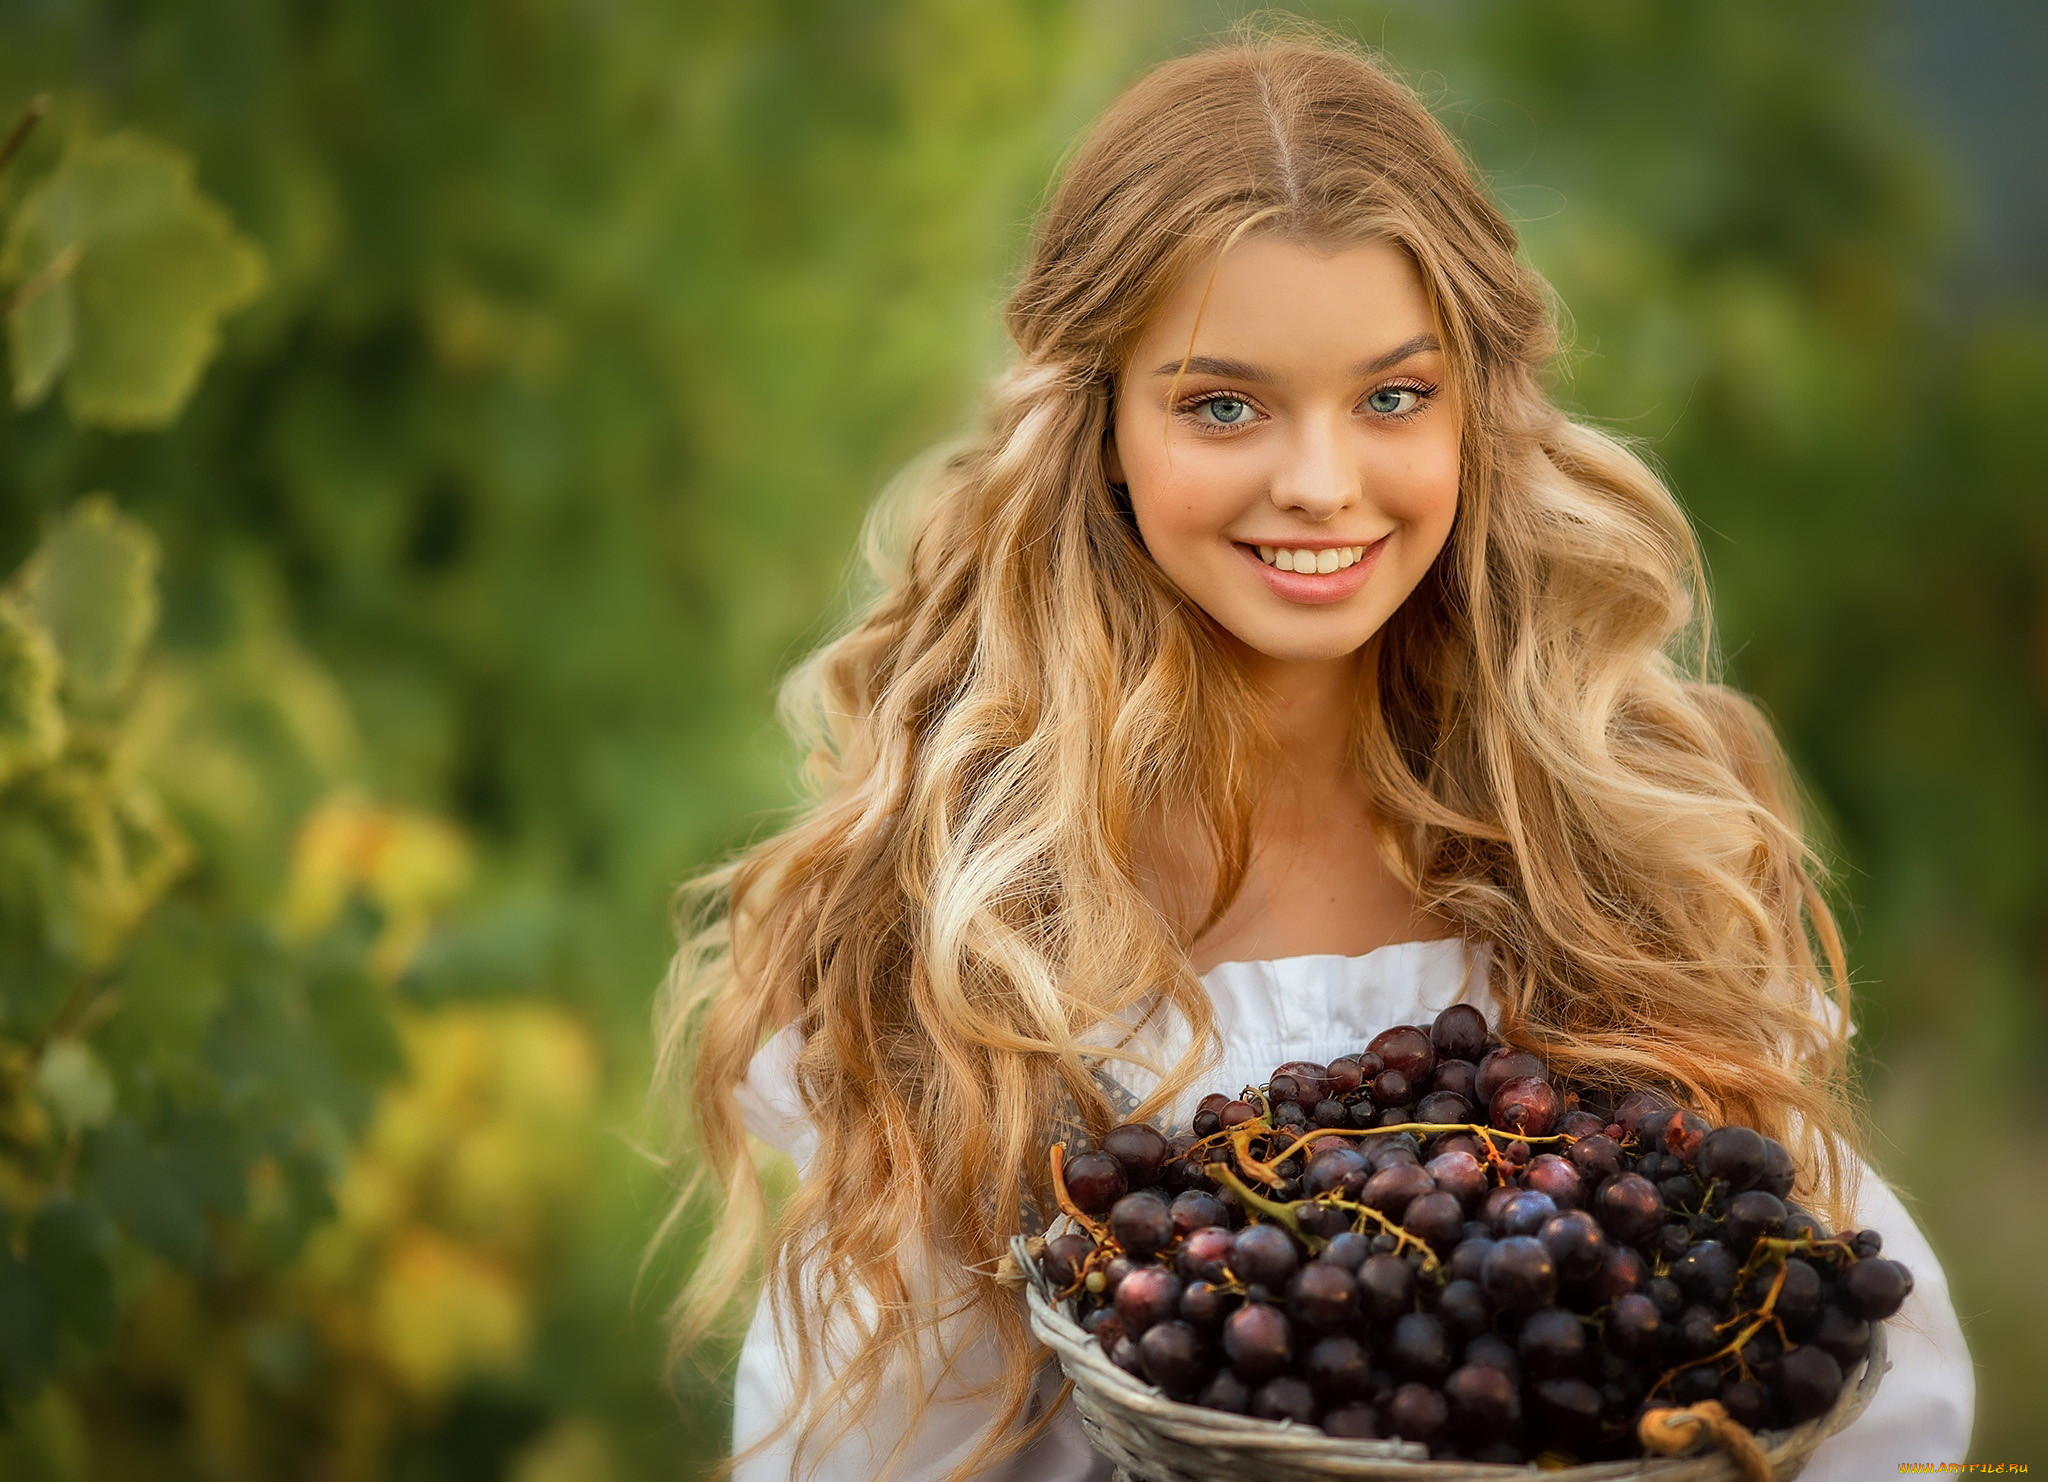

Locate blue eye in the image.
[1204,396,1250,424]
[1367,387,1422,415]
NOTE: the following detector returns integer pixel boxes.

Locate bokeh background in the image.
[0,0,2041,1475]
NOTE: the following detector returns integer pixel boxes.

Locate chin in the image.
[1231,623,1377,664]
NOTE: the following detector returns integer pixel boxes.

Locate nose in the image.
[1268,413,1359,521]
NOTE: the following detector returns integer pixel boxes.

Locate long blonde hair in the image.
[654,30,1857,1480]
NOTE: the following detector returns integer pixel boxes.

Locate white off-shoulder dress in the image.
[730,939,1974,1480]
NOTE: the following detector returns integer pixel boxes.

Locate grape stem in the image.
[1047,1142,1109,1243]
[1318,1193,1442,1273]
[1204,1162,1323,1252]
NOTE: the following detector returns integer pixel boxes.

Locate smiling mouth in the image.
[1243,541,1377,574]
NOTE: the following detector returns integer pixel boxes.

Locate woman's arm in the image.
[730,1028,1111,1482]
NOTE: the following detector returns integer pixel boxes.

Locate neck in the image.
[1227,637,1369,806]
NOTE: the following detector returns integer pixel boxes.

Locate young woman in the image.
[657,34,1974,1481]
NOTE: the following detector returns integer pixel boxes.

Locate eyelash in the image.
[1174,378,1440,431]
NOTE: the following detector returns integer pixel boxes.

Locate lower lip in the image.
[1235,538,1388,606]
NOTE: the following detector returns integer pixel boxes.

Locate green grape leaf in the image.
[1,131,267,428]
[34,1039,115,1130]
[15,497,160,711]
[26,1198,116,1348]
[0,1252,58,1395]
[0,596,64,789]
[87,1117,205,1263]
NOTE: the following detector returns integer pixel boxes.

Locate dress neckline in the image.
[1195,935,1470,978]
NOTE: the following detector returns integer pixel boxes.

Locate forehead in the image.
[1128,234,1436,373]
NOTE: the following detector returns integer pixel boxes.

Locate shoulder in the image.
[735,1022,818,1169]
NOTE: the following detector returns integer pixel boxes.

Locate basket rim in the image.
[1013,1230,1889,1478]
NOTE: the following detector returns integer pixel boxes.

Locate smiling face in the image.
[1109,234,1463,672]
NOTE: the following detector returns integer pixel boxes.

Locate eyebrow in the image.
[1152,332,1442,381]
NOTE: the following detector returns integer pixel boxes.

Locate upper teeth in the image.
[1256,544,1369,574]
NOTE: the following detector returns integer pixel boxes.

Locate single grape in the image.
[1522,1153,1585,1210]
[1108,1191,1173,1256]
[1672,1240,1739,1307]
[1613,1090,1678,1142]
[1041,1232,1096,1290]
[1414,1090,1472,1126]
[1607,1292,1662,1360]
[1319,1231,1371,1271]
[1841,1257,1913,1320]
[1695,1125,1768,1191]
[1267,1073,1305,1111]
[1370,1068,1414,1109]
[1431,1004,1490,1063]
[1675,1303,1722,1358]
[1773,1344,1845,1421]
[1138,1320,1206,1396]
[1538,1209,1607,1283]
[1434,1278,1491,1340]
[1492,1189,1558,1239]
[1850,1227,1884,1260]
[1723,1189,1788,1251]
[1647,1275,1684,1318]
[1489,1076,1562,1138]
[1272,1060,1331,1104]
[1324,1056,1366,1097]
[1221,1302,1292,1381]
[1288,1262,1360,1330]
[1197,1368,1251,1413]
[1357,1251,1417,1322]
[1424,1149,1488,1211]
[1177,1279,1234,1329]
[1367,1134,1423,1171]
[1062,1150,1126,1215]
[1082,1308,1124,1346]
[1169,1189,1229,1240]
[1220,1099,1258,1130]
[1475,1048,1546,1105]
[1759,1137,1798,1198]
[1481,1235,1557,1313]
[1448,1236,1494,1284]
[1114,1266,1182,1335]
[1303,1145,1370,1199]
[1518,1305,1586,1378]
[1305,1333,1372,1401]
[1431,1058,1480,1104]
[1721,1377,1773,1430]
[1102,1254,1136,1295]
[1535,1378,1603,1445]
[1176,1226,1234,1283]
[1109,1334,1145,1375]
[1405,1191,1465,1252]
[1811,1303,1872,1368]
[1584,1242,1648,1304]
[1442,1362,1520,1440]
[1594,1172,1665,1244]
[1369,1026,1436,1082]
[1464,1332,1520,1383]
[1320,1402,1381,1438]
[1103,1123,1172,1187]
[1566,1133,1625,1189]
[1390,1311,1455,1384]
[1361,1161,1436,1219]
[1311,1098,1350,1128]
[1662,1109,1711,1165]
[1385,1382,1449,1444]
[1230,1224,1300,1289]
[1558,1109,1608,1140]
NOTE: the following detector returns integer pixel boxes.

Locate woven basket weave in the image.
[1012,1232,1887,1482]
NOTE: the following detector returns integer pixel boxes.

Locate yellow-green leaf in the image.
[35,1040,115,1131]
[16,496,159,710]
[0,596,64,788]
[1,131,267,428]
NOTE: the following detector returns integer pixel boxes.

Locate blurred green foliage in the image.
[0,0,2039,1473]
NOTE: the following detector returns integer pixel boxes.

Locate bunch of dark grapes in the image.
[1039,1004,1911,1464]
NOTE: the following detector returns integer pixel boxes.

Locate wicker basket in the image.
[1012,1231,1888,1482]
